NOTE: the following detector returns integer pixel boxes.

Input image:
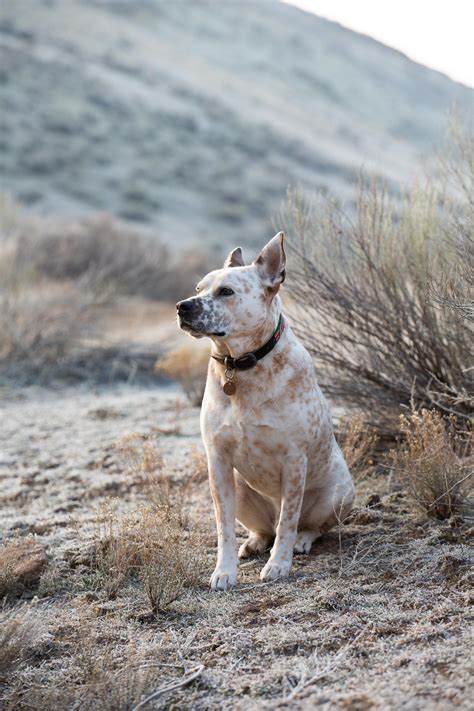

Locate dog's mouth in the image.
[178,317,225,338]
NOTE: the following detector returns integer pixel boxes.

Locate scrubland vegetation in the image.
[0,130,472,708]
[284,128,473,427]
[0,198,210,383]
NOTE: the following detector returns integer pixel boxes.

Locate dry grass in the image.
[93,502,204,613]
[391,410,473,521]
[91,436,208,612]
[336,413,378,482]
[2,608,164,711]
[116,433,207,527]
[0,562,16,602]
[0,538,47,601]
[155,343,210,406]
[0,606,48,684]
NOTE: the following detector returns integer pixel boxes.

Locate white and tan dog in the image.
[177,232,354,590]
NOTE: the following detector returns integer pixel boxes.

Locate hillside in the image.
[0,0,472,250]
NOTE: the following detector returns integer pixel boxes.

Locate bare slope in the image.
[0,0,471,249]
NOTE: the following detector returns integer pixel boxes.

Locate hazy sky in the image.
[283,0,474,88]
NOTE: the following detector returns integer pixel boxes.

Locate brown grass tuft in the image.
[155,344,209,406]
[93,502,205,613]
[336,413,378,482]
[0,538,48,600]
[98,434,207,611]
[391,409,473,520]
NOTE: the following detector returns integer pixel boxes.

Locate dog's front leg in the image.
[207,450,238,591]
[260,456,307,582]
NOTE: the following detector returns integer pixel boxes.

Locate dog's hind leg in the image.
[297,460,355,555]
[294,529,321,554]
[235,472,275,558]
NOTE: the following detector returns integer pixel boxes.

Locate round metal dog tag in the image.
[223,381,236,396]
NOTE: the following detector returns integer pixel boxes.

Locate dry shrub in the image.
[0,276,104,366]
[431,232,474,323]
[284,127,473,425]
[0,199,210,376]
[391,409,473,520]
[155,343,209,405]
[431,124,474,323]
[94,502,204,613]
[336,414,378,482]
[0,204,107,369]
[98,436,206,610]
[14,213,210,302]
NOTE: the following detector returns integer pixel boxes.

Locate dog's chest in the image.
[201,332,327,492]
[231,417,288,494]
[204,381,321,496]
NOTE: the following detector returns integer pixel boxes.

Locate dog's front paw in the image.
[210,567,237,591]
[260,559,292,582]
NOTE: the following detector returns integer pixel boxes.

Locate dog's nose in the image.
[176,300,194,313]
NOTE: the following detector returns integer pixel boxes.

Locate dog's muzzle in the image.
[176,300,225,337]
[176,299,199,331]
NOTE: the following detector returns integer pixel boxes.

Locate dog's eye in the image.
[217,287,234,297]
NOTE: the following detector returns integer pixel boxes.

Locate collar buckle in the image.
[234,352,258,370]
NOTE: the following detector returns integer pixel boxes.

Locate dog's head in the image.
[176,232,286,341]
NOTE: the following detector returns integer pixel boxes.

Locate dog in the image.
[177,232,354,590]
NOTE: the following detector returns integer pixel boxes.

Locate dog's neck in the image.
[210,296,282,360]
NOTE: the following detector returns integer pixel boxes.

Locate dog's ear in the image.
[254,232,286,286]
[224,246,244,268]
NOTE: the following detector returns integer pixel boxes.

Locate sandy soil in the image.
[0,384,472,710]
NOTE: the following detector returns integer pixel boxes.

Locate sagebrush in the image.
[284,128,473,424]
[392,409,473,520]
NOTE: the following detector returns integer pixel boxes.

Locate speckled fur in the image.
[177,233,354,590]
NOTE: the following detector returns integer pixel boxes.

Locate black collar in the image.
[211,315,285,371]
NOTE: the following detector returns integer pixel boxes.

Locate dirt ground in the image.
[0,383,473,710]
